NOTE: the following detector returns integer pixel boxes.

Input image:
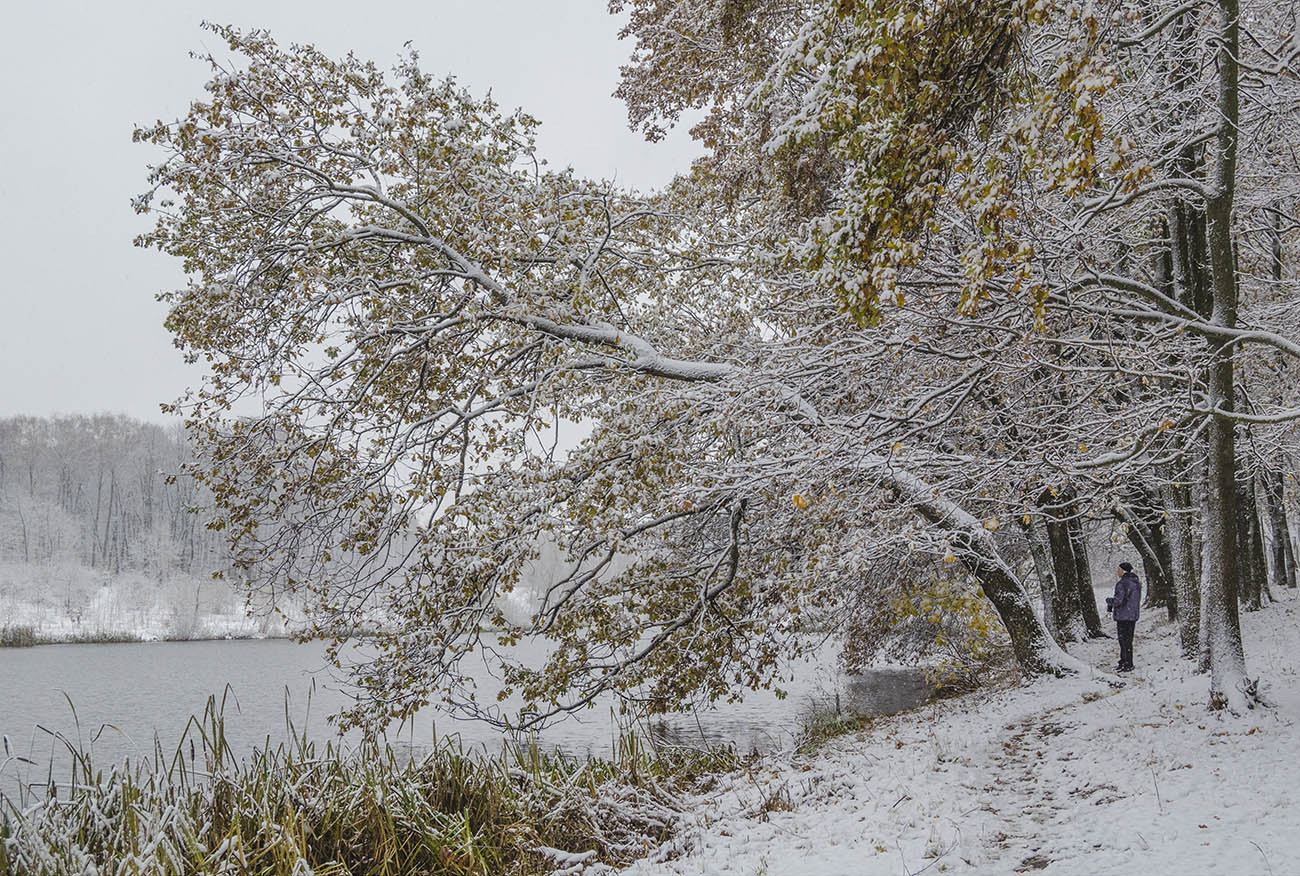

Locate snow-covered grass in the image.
[0,699,740,876]
[620,595,1300,876]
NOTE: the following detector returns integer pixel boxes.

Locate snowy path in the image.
[619,598,1300,876]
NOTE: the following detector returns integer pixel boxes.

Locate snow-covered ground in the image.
[0,564,303,641]
[622,596,1300,876]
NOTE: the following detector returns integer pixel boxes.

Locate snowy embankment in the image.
[620,598,1300,876]
[0,564,303,642]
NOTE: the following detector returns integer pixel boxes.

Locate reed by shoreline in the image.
[0,696,741,876]
[0,624,304,648]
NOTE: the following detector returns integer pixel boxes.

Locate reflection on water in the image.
[0,639,932,773]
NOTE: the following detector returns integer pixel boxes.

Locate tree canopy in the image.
[138,2,1300,726]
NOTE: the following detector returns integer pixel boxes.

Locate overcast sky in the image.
[0,1,699,423]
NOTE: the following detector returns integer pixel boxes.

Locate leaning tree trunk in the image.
[962,545,1062,675]
[1115,489,1176,620]
[922,520,1068,676]
[884,466,1081,677]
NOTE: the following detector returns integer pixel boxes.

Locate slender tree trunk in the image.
[1238,474,1273,609]
[1115,489,1176,618]
[1157,464,1201,658]
[1260,472,1296,592]
[1288,514,1300,590]
[1163,182,1206,658]
[1237,475,1262,610]
[1264,208,1296,584]
[103,469,116,570]
[92,467,103,568]
[1197,481,1213,672]
[16,506,29,564]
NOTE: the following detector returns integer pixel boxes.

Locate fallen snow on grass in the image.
[621,597,1300,876]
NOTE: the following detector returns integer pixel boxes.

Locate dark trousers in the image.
[1116,620,1136,669]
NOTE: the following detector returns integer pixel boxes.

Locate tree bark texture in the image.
[1040,491,1087,642]
[1157,472,1201,658]
[1069,516,1105,638]
[1202,0,1249,710]
[1236,474,1268,610]
[1021,515,1063,642]
[1260,467,1297,590]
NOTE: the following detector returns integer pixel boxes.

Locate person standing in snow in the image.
[1106,562,1142,672]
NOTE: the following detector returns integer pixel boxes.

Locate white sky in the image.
[0,1,700,423]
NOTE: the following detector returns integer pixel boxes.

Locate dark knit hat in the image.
[1119,561,1134,573]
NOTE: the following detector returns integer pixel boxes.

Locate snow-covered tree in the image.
[138,0,1300,724]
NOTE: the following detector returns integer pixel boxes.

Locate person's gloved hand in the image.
[1105,597,1114,613]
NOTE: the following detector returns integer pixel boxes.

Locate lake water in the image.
[0,638,930,774]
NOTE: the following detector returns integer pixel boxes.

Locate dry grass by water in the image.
[0,625,38,647]
[0,696,740,875]
[0,627,149,647]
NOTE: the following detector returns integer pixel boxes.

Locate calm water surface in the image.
[0,638,930,772]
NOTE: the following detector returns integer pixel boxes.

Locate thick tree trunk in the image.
[1068,516,1105,638]
[1202,0,1250,711]
[1041,493,1086,642]
[885,467,1083,678]
[1204,403,1246,706]
[1021,514,1063,641]
[962,547,1062,675]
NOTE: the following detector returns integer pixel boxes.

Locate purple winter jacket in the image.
[1111,572,1142,622]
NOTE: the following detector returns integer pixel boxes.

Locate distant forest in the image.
[0,415,222,575]
[0,415,285,640]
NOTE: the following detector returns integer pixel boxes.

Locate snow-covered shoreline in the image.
[621,597,1300,875]
[0,565,303,645]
